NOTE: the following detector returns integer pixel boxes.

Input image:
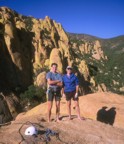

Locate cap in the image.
[66,66,72,69]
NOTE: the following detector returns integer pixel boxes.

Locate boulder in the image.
[36,71,47,89]
[0,94,13,124]
[17,92,124,129]
[49,48,63,73]
[0,92,124,144]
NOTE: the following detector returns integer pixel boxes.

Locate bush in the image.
[20,85,46,110]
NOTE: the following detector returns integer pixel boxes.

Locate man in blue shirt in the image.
[62,66,85,120]
[46,63,62,122]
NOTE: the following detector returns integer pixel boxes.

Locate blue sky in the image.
[0,0,124,38]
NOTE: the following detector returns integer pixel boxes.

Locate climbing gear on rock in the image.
[24,126,38,136]
[45,128,58,142]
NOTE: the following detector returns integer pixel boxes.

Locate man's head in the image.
[51,63,58,73]
[66,66,73,74]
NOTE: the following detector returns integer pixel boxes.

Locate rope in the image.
[1,121,74,144]
[18,121,45,144]
[17,121,70,144]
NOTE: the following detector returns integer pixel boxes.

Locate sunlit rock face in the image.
[0,7,71,90]
[0,7,109,94]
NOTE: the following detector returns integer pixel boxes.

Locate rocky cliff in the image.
[69,33,124,94]
[0,7,71,90]
[0,7,99,94]
[0,7,123,97]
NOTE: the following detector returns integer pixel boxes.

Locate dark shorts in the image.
[65,91,78,101]
[47,87,61,101]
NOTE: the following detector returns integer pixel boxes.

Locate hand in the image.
[62,93,66,98]
[75,93,78,98]
[56,82,63,87]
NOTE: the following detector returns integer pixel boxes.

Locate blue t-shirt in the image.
[62,73,79,92]
[46,72,62,88]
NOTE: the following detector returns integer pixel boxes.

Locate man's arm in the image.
[76,85,79,93]
[56,81,63,87]
[61,87,66,98]
[75,76,79,98]
[74,85,79,98]
[75,76,79,93]
[47,79,60,85]
[61,87,64,95]
[56,73,63,87]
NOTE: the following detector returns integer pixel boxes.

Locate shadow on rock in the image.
[97,106,116,125]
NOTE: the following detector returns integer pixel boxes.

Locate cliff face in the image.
[0,7,33,90]
[0,7,115,95]
[0,7,72,91]
[69,34,124,95]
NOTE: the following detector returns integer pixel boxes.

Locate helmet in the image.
[24,126,38,136]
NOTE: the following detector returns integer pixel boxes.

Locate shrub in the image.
[20,85,46,110]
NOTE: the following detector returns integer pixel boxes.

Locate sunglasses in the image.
[67,68,72,70]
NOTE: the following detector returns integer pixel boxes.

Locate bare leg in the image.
[55,100,60,122]
[47,101,53,122]
[67,100,71,120]
[74,100,84,120]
